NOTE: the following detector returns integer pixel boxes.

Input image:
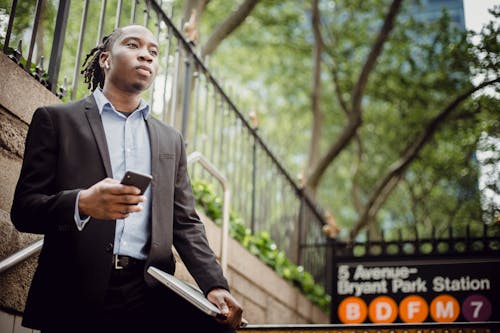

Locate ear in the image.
[99,51,110,70]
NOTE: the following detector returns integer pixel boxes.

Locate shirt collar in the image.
[92,88,150,119]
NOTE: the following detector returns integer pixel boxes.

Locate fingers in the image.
[107,202,142,219]
[78,178,147,220]
[113,194,147,206]
[207,289,243,329]
[98,179,146,206]
[226,297,243,329]
[102,178,142,195]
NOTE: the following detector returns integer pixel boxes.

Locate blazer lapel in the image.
[145,117,160,242]
[145,117,159,188]
[84,95,113,178]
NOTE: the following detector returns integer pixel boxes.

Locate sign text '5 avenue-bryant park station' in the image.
[332,258,499,324]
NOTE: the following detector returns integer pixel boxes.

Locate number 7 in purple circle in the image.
[462,294,492,322]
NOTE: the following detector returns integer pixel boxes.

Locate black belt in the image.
[112,255,145,270]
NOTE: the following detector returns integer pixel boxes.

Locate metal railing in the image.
[330,222,500,258]
[0,0,328,289]
[187,152,230,274]
[0,239,43,274]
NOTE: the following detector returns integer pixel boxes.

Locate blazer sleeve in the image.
[171,132,229,295]
[11,106,80,234]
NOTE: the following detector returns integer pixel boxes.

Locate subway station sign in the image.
[332,257,499,324]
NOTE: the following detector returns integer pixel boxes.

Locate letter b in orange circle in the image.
[338,297,367,324]
[399,295,429,323]
[368,296,398,323]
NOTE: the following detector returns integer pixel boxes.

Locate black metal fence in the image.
[330,222,500,259]
[0,0,328,289]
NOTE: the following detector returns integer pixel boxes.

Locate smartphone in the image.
[120,170,153,194]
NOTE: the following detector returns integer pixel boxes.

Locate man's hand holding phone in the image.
[78,171,152,220]
[120,171,152,195]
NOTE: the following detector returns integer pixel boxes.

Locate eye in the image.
[127,41,138,48]
[150,49,159,57]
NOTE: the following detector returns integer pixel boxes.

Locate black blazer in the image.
[11,95,228,329]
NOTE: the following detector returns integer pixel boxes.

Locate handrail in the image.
[187,151,230,274]
[0,239,43,274]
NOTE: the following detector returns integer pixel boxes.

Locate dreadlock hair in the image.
[80,29,122,91]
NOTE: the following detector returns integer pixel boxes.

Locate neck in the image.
[102,85,142,113]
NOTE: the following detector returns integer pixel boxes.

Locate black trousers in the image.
[42,266,235,333]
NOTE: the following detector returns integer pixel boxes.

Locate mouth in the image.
[135,65,152,76]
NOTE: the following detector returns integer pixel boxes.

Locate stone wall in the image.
[0,53,60,316]
[0,52,328,324]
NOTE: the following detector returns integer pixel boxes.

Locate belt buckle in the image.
[114,255,124,270]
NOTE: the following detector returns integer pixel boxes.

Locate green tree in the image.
[203,0,499,240]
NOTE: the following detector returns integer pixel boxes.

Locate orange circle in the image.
[430,294,460,322]
[399,295,429,323]
[368,296,398,323]
[338,296,367,324]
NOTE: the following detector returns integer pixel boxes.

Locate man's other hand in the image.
[207,288,243,329]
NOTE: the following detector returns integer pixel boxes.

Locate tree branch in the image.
[306,0,324,183]
[351,134,364,212]
[305,0,403,190]
[201,0,259,58]
[351,0,403,115]
[332,67,350,115]
[182,0,211,21]
[349,77,500,240]
[182,0,211,31]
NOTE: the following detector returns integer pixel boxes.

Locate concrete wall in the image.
[0,52,328,329]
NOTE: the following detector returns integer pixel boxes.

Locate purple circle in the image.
[462,294,492,322]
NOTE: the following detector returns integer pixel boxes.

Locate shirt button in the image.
[105,243,113,252]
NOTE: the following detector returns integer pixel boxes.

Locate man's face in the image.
[102,25,159,93]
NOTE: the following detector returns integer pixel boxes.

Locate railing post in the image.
[181,52,193,138]
[250,133,257,234]
[71,0,90,100]
[297,195,305,265]
[3,0,17,53]
[144,0,151,26]
[325,237,334,296]
[25,0,44,73]
[115,0,123,29]
[96,0,107,45]
[130,0,138,24]
[47,0,70,93]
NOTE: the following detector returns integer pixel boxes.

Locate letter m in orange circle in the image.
[430,294,460,322]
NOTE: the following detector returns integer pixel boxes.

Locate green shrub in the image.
[191,179,331,312]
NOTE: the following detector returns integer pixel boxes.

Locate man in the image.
[11,24,242,332]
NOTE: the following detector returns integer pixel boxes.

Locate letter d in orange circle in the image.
[368,296,398,323]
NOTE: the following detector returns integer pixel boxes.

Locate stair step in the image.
[237,323,499,333]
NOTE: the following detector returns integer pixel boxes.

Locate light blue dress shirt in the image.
[73,89,152,260]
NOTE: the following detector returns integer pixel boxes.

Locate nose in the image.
[138,47,153,63]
